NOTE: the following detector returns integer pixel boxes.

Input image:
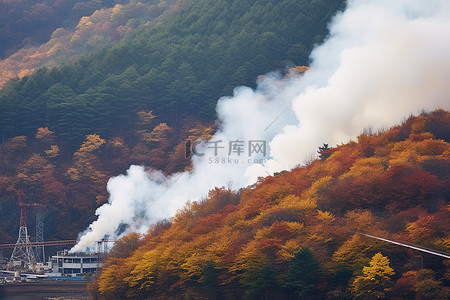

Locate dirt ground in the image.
[0,280,89,300]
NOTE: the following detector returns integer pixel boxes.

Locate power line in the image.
[0,240,78,250]
[359,232,450,259]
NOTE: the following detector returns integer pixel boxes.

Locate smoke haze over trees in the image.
[96,111,450,299]
[0,0,344,251]
[0,0,449,298]
[0,0,344,148]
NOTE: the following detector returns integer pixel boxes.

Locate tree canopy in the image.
[93,110,450,299]
[0,0,345,148]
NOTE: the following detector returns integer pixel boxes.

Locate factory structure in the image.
[0,190,112,280]
[47,250,99,275]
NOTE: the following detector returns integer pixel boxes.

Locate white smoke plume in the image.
[71,0,450,252]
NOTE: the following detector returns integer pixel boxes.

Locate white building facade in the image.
[48,250,101,275]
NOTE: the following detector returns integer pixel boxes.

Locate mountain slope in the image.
[0,0,345,147]
[96,110,450,299]
[0,0,122,59]
[0,0,183,87]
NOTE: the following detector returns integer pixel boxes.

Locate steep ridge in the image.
[0,0,183,87]
[97,110,450,299]
[0,0,345,147]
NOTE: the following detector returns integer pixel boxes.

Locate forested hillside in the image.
[0,0,122,58]
[95,110,450,299]
[0,0,183,87]
[0,0,345,148]
[0,0,345,255]
[1,1,448,298]
[0,109,213,244]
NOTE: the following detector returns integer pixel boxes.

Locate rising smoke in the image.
[71,0,450,252]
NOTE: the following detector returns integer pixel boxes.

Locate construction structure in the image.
[34,208,45,263]
[47,250,100,275]
[7,189,45,270]
[1,190,116,274]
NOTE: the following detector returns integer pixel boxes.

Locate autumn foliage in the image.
[0,111,212,241]
[0,0,184,87]
[94,110,450,299]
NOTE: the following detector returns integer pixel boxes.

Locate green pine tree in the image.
[201,260,222,300]
[286,247,321,297]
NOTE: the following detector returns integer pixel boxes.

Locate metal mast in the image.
[8,190,36,270]
[34,208,45,263]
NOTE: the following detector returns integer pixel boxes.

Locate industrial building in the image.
[47,250,101,275]
[0,190,110,277]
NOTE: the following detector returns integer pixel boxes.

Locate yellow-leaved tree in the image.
[351,252,395,299]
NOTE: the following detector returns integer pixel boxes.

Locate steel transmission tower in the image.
[8,190,36,269]
[34,208,45,263]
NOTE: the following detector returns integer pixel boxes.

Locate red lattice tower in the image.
[8,190,44,270]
